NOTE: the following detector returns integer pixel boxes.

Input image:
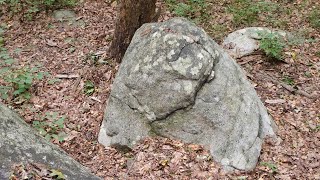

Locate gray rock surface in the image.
[0,103,101,180]
[98,18,276,171]
[53,9,77,21]
[53,9,85,28]
[222,27,289,58]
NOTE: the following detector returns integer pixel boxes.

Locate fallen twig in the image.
[90,96,102,103]
[56,74,80,79]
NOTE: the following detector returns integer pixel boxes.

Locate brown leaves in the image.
[1,0,320,179]
[10,163,65,180]
[120,137,220,179]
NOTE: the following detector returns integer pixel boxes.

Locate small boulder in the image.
[53,9,77,21]
[98,18,276,171]
[222,27,289,58]
[53,9,85,28]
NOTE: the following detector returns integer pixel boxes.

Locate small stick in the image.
[90,96,102,103]
[56,74,80,79]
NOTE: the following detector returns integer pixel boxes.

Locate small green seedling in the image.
[282,76,295,86]
[84,53,100,65]
[32,112,66,142]
[0,66,48,100]
[49,169,66,180]
[0,37,4,47]
[174,3,192,17]
[258,31,286,60]
[0,47,49,101]
[165,0,208,22]
[260,161,278,173]
[308,9,320,29]
[84,80,95,96]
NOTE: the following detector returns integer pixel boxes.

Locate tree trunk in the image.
[109,0,158,62]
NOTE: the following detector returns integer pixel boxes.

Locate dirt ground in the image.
[0,0,319,179]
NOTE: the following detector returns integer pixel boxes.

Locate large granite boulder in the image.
[98,18,276,171]
[0,103,101,180]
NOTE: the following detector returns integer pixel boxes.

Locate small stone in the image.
[53,10,77,21]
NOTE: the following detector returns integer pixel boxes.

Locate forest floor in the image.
[0,0,319,179]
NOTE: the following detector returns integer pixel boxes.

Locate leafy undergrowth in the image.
[0,0,319,179]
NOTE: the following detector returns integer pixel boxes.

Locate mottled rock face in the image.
[114,19,218,121]
[98,18,276,171]
[0,104,101,180]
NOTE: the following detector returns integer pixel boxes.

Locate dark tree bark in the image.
[109,0,158,62]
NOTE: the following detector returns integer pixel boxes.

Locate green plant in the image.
[165,0,208,22]
[0,48,15,99]
[0,64,47,100]
[258,31,286,60]
[1,0,77,20]
[32,112,66,142]
[84,80,95,96]
[0,27,5,47]
[49,169,66,179]
[84,52,100,65]
[13,48,22,55]
[260,161,278,173]
[228,0,278,26]
[0,37,4,47]
[282,76,295,86]
[0,34,49,100]
[174,3,193,17]
[0,48,13,64]
[308,9,320,29]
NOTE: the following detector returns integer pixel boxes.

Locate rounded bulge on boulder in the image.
[111,18,219,121]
